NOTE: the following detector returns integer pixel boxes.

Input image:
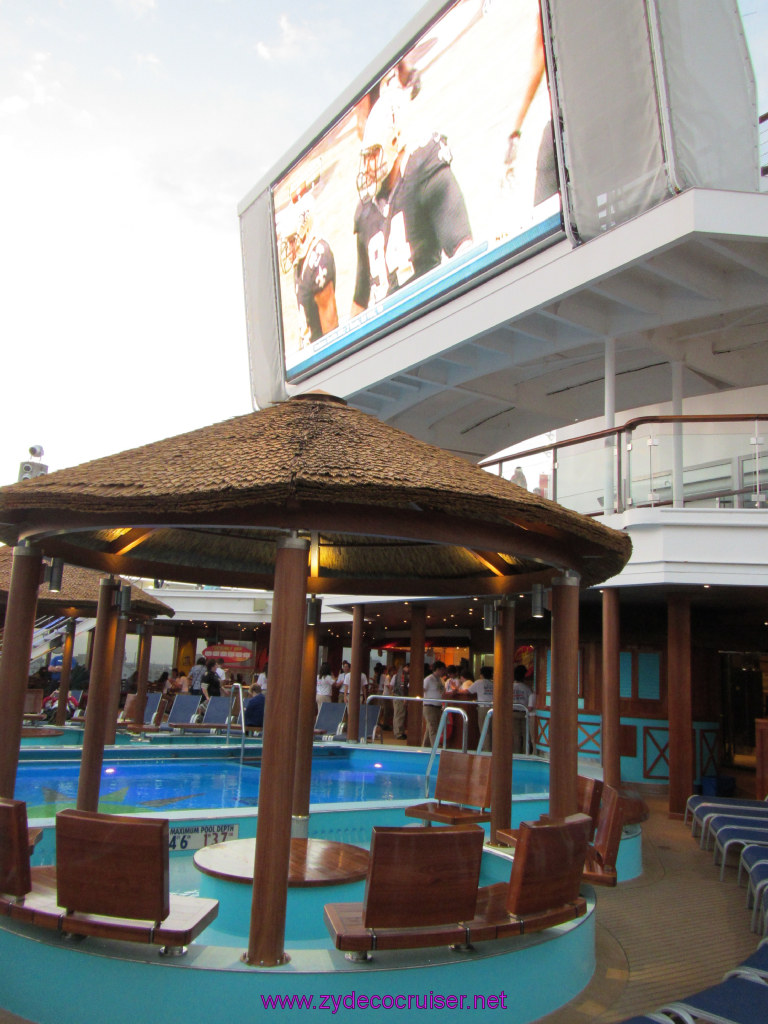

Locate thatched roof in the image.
[0,547,173,618]
[0,395,631,593]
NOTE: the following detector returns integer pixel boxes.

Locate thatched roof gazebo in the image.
[0,547,174,620]
[0,393,631,967]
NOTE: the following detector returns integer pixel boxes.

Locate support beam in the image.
[549,573,580,819]
[407,605,427,746]
[134,621,153,724]
[667,595,694,817]
[347,605,365,742]
[77,577,120,811]
[293,599,321,824]
[601,588,621,790]
[105,610,129,744]
[55,620,77,726]
[491,600,515,842]
[247,535,309,967]
[0,545,42,798]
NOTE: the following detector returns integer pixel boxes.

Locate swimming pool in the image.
[15,746,550,817]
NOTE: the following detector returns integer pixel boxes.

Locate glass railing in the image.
[482,415,768,515]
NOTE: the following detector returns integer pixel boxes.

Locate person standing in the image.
[513,664,534,754]
[422,661,447,747]
[392,661,409,740]
[469,665,494,750]
[316,662,335,718]
[187,657,206,696]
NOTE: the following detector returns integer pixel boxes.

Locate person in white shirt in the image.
[422,661,447,747]
[316,661,335,717]
[469,666,494,750]
[256,663,268,694]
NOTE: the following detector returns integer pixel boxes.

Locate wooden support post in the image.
[601,587,622,790]
[407,604,426,746]
[549,573,580,820]
[667,595,693,817]
[246,535,309,967]
[293,598,321,822]
[0,545,42,798]
[491,599,515,842]
[55,620,77,726]
[134,621,153,724]
[77,577,120,811]
[105,609,129,744]
[347,605,365,742]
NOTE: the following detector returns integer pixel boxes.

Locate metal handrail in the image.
[424,705,470,797]
[479,412,768,515]
[229,682,247,759]
[476,707,493,753]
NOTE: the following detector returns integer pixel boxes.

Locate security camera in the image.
[28,445,44,459]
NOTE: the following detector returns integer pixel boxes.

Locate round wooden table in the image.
[193,837,369,888]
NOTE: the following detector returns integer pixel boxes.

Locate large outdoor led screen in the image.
[273,0,561,383]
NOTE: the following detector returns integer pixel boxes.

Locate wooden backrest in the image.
[56,809,169,922]
[202,696,231,725]
[577,776,604,840]
[0,798,31,898]
[363,825,484,929]
[166,694,201,724]
[434,750,492,810]
[506,813,591,917]
[593,784,624,869]
[24,690,43,715]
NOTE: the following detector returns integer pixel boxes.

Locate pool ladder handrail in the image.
[475,702,533,754]
[228,682,247,758]
[424,704,471,797]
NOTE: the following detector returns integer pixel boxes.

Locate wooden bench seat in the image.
[404,749,492,826]
[324,815,591,957]
[0,798,218,954]
[324,824,485,956]
[583,784,624,887]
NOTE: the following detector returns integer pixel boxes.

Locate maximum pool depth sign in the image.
[169,823,239,851]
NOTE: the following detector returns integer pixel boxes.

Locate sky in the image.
[0,0,766,487]
[0,0,424,485]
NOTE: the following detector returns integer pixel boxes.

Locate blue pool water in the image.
[15,748,549,816]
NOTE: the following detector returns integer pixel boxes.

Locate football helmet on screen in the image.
[277,198,314,274]
[356,93,405,202]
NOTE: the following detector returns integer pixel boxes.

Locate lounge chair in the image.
[698,806,768,848]
[658,974,768,1023]
[157,693,202,730]
[314,702,346,737]
[356,705,382,743]
[712,822,768,881]
[685,793,768,830]
[739,847,768,932]
[729,936,768,982]
[404,749,491,826]
[169,695,233,732]
[118,691,162,728]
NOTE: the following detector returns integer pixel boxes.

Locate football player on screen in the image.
[278,198,339,347]
[350,91,473,316]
